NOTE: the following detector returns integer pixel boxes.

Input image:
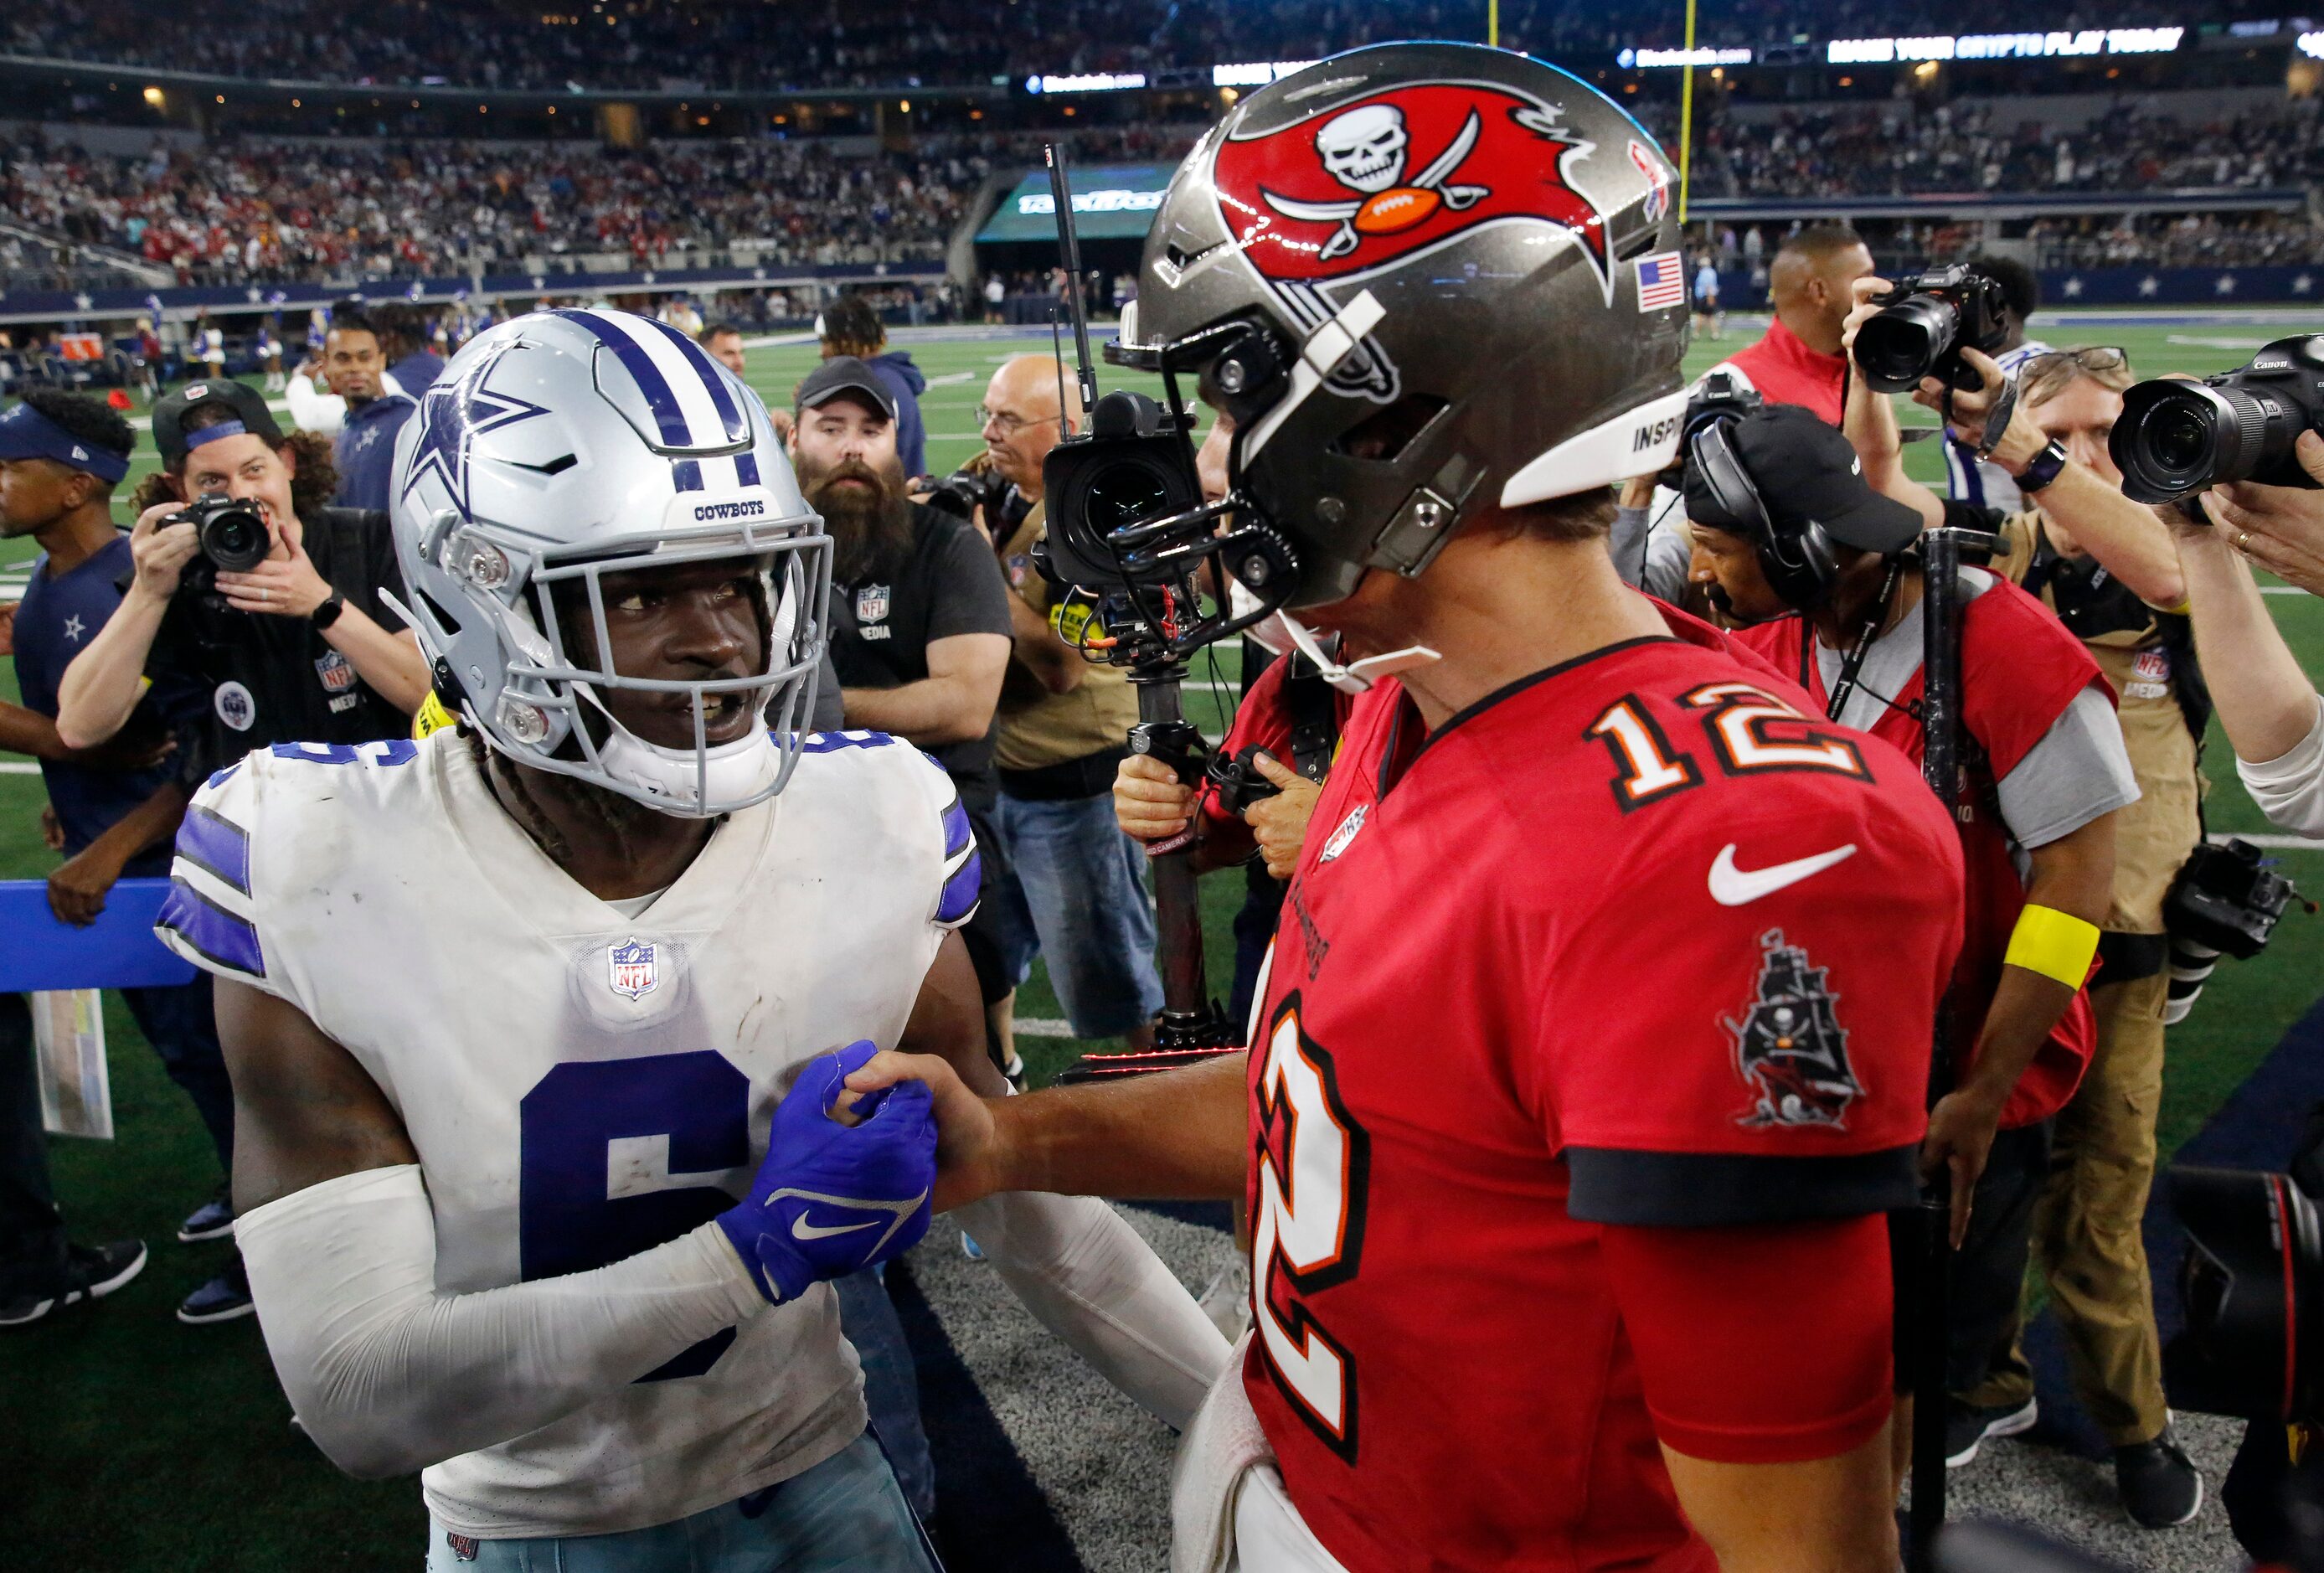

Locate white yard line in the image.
[2209,831,2324,851]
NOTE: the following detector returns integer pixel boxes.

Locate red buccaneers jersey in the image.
[1244,628,1964,1572]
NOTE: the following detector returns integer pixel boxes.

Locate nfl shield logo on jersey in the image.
[608,937,659,1001]
[856,585,890,624]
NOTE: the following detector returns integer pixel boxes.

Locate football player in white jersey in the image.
[152,308,1229,1572]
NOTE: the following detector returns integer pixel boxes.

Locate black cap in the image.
[795,357,896,421]
[152,379,286,467]
[1684,404,1922,556]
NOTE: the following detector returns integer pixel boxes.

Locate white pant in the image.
[1172,1334,1349,1573]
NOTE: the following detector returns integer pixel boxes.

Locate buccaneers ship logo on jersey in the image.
[1212,83,1615,290]
[1724,928,1864,1130]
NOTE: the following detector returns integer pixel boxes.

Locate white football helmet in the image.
[390,307,828,817]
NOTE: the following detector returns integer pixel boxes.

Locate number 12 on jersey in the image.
[1252,998,1373,1462]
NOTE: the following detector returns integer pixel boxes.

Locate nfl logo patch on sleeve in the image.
[608,937,659,1000]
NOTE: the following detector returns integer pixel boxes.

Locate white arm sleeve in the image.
[235,1164,764,1480]
[2237,694,2324,838]
[282,374,346,437]
[950,1190,1232,1430]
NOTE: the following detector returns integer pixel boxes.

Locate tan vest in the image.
[992,502,1141,773]
[1994,512,2202,935]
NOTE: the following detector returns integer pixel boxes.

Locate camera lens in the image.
[1083,460,1175,538]
[2146,402,2214,477]
[198,503,271,574]
[1854,297,1960,395]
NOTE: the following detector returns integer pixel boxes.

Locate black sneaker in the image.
[0,1240,148,1328]
[1944,1397,2038,1467]
[177,1186,234,1244]
[177,1260,254,1325]
[2115,1426,2204,1529]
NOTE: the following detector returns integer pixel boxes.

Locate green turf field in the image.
[3,312,2323,1569]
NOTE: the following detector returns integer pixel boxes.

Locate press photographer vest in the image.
[1997,511,2205,955]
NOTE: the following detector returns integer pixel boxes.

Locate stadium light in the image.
[142,85,162,106]
[2301,29,2324,58]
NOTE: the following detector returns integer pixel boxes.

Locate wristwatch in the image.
[311,591,346,630]
[2013,438,2069,495]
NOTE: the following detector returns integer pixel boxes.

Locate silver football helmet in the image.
[389,307,828,817]
[1115,42,1692,615]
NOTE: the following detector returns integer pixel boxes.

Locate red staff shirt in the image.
[1715,316,1849,425]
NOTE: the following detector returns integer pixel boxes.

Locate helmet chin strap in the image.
[1278,611,1440,695]
[575,683,781,817]
[1227,573,1439,694]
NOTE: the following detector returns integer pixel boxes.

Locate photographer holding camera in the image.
[2181,449,2324,834]
[54,381,429,784]
[1845,284,2211,1525]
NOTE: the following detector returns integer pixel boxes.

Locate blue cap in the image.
[0,401,131,484]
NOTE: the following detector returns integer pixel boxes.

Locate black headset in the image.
[1691,417,1843,611]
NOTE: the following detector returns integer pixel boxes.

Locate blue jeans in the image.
[832,1266,935,1522]
[991,790,1164,1039]
[422,1431,938,1572]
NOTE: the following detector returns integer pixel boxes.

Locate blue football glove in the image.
[716,1041,937,1305]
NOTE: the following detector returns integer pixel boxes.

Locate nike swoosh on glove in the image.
[716,1041,938,1305]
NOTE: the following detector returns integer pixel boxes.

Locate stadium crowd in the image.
[1,0,2249,91]
[0,125,1203,285]
[1672,98,2324,200]
[8,105,2323,294]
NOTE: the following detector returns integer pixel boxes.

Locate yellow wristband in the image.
[2004,903,2100,988]
[412,691,458,741]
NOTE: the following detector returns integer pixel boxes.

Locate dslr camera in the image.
[920,460,1013,529]
[2111,333,2324,504]
[1853,265,2011,395]
[169,493,273,601]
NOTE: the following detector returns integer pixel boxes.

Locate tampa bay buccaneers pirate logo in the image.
[1208,80,1646,400]
[1724,929,1865,1131]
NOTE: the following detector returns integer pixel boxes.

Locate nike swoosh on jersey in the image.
[791,1215,881,1241]
[1707,842,1858,906]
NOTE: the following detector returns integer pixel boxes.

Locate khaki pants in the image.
[1972,970,2170,1446]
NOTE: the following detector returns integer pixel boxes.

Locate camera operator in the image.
[1940,259,2053,516]
[320,301,416,515]
[54,380,430,782]
[976,353,1164,1052]
[1844,303,2208,1524]
[1707,224,1875,425]
[2168,430,2324,833]
[1110,408,1340,1012]
[1688,405,2135,1490]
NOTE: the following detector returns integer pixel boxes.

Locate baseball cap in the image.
[1683,404,1922,556]
[151,379,286,467]
[0,400,131,484]
[795,357,896,421]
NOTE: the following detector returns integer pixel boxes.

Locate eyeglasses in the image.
[976,406,1060,437]
[2019,346,2130,377]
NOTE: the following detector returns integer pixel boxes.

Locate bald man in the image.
[1712,223,1873,425]
[973,356,1163,1066]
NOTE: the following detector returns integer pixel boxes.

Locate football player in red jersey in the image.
[848,43,1966,1572]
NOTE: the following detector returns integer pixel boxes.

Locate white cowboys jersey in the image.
[155,728,979,1538]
